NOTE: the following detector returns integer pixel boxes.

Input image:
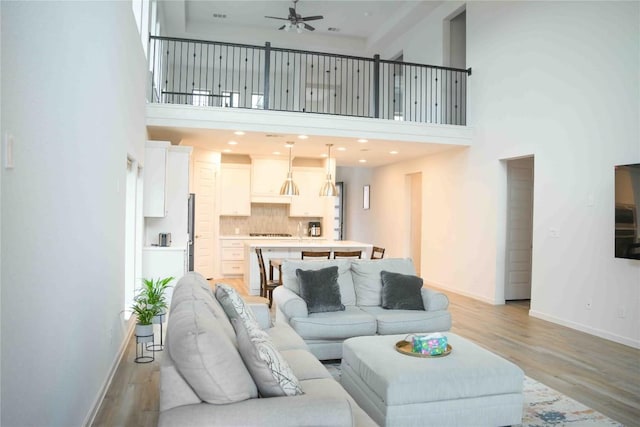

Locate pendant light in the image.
[280,142,299,196]
[319,144,338,196]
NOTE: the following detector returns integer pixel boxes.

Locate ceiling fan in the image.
[265,0,324,32]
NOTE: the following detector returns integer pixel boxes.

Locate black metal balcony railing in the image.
[148,35,471,125]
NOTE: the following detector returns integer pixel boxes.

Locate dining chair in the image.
[255,248,280,307]
[301,250,331,259]
[371,246,385,259]
[333,250,362,259]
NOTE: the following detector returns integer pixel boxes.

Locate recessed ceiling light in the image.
[223,149,232,153]
[273,151,281,155]
[298,135,309,139]
[364,11,371,17]
[390,150,398,155]
[321,153,328,158]
[337,147,347,151]
[234,131,245,136]
[359,159,367,163]
[228,140,238,145]
[357,139,368,143]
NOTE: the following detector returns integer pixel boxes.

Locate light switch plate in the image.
[4,133,14,169]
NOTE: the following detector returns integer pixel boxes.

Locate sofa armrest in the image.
[272,286,308,319]
[248,302,271,329]
[159,395,356,427]
[421,287,449,311]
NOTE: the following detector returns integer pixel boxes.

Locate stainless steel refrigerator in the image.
[187,193,195,271]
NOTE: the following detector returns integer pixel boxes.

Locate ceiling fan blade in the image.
[265,16,289,20]
[301,15,323,21]
[278,25,286,30]
[304,23,315,31]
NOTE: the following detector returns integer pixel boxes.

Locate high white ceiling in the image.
[154,1,460,168]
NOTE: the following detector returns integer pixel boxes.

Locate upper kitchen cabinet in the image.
[289,167,327,217]
[220,163,251,216]
[250,157,291,203]
[143,141,170,217]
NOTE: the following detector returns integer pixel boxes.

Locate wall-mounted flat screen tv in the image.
[615,163,640,259]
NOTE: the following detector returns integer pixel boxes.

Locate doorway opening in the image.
[503,156,534,302]
[443,7,466,69]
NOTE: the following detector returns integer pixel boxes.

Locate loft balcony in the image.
[146,36,473,158]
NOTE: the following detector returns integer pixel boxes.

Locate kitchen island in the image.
[242,240,373,295]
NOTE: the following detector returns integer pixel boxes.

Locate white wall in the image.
[368,1,640,348]
[0,2,147,425]
[336,166,374,243]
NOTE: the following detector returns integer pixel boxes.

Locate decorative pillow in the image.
[233,317,304,397]
[296,266,345,313]
[281,259,356,305]
[215,284,304,397]
[351,258,416,306]
[215,284,263,332]
[380,270,425,310]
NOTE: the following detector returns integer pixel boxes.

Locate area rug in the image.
[323,363,623,426]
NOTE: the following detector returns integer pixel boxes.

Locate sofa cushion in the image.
[280,349,333,381]
[380,271,425,310]
[290,306,377,340]
[167,299,257,404]
[360,306,453,335]
[216,284,304,397]
[171,279,236,342]
[282,259,356,306]
[296,266,345,314]
[351,258,416,306]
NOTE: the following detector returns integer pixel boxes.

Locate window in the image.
[192,89,211,107]
[221,91,239,108]
[252,94,264,109]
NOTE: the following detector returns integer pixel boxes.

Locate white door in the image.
[194,160,216,279]
[505,157,534,300]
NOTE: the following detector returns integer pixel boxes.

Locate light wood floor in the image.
[92,279,640,427]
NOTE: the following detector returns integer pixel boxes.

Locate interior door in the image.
[194,160,216,279]
[505,157,534,300]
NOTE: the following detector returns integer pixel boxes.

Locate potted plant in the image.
[131,296,159,343]
[141,276,174,324]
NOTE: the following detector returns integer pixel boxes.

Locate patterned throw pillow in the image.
[215,284,304,397]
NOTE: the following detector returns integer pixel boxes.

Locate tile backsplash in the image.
[220,203,321,235]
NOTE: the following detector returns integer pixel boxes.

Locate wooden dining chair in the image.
[371,246,385,259]
[333,250,362,259]
[301,250,331,259]
[255,248,280,307]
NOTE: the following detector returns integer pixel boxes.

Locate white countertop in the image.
[220,235,327,241]
[243,239,371,248]
[143,246,187,251]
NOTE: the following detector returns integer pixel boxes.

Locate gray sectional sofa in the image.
[159,272,377,427]
[273,258,452,360]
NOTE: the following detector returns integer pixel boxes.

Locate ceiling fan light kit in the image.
[265,0,324,32]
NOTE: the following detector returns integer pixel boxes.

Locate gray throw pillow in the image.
[296,266,345,313]
[380,270,425,310]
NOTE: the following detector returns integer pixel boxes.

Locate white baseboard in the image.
[424,280,497,305]
[529,309,640,349]
[83,318,136,427]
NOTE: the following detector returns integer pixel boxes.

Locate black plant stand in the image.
[146,312,165,352]
[135,332,154,363]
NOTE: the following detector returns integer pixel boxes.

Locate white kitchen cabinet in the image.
[220,164,251,216]
[250,157,291,203]
[289,167,327,217]
[142,247,187,306]
[143,141,170,217]
[220,239,245,276]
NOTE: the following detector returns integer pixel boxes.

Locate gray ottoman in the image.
[340,333,524,427]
